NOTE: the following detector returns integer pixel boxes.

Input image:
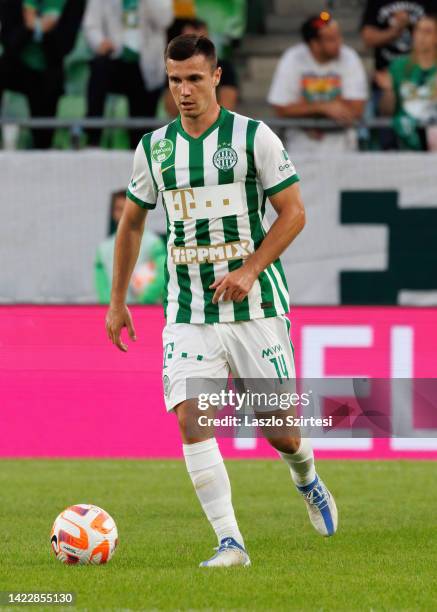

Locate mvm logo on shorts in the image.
[261,344,283,358]
[171,240,251,264]
[163,183,245,222]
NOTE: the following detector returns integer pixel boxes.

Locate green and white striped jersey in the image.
[126,107,299,324]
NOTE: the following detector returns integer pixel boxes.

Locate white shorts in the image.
[162,315,296,412]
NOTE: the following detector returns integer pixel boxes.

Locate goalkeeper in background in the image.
[95,190,166,304]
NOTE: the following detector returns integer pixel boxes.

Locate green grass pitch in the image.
[1,459,435,611]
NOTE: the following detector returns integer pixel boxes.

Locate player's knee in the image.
[267,435,301,454]
[175,408,191,437]
[174,402,209,443]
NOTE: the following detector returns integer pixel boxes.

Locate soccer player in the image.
[105,34,338,568]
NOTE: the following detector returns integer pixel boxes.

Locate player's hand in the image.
[209,265,258,304]
[323,100,355,125]
[105,304,137,352]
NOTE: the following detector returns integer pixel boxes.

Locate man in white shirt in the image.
[84,0,173,147]
[268,13,368,153]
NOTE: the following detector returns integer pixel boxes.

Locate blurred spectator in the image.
[361,0,431,75]
[83,0,173,148]
[95,190,166,304]
[0,0,85,148]
[164,18,238,117]
[268,13,368,152]
[379,14,437,150]
[361,0,432,149]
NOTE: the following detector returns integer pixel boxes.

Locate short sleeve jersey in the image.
[127,107,299,324]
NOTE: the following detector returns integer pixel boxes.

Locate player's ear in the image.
[213,65,222,87]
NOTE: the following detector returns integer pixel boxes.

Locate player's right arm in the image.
[105,200,147,351]
[106,137,158,351]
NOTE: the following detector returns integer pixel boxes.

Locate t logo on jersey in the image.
[163,184,245,221]
[170,188,196,220]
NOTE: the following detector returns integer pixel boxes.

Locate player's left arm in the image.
[210,184,305,304]
[245,181,305,274]
[211,121,305,304]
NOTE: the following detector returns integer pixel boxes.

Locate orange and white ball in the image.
[50,504,118,565]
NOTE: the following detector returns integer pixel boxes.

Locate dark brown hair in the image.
[301,12,333,43]
[165,34,217,69]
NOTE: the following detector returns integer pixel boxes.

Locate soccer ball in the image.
[50,504,118,565]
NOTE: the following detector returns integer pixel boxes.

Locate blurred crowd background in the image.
[1,1,436,467]
[1,0,437,153]
[2,0,437,307]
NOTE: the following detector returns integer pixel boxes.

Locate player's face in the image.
[167,54,221,119]
[315,21,342,60]
[413,17,437,54]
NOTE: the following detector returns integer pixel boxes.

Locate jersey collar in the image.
[176,106,227,143]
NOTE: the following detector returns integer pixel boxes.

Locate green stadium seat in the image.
[53,30,131,149]
[53,94,131,150]
[1,31,143,149]
[100,95,130,150]
[53,95,86,149]
[156,92,171,122]
[196,0,247,57]
[63,31,92,97]
[1,91,32,149]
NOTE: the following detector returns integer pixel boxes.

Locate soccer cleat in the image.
[297,475,338,536]
[199,537,251,568]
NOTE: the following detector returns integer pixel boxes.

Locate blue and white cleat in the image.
[199,537,251,568]
[297,475,338,537]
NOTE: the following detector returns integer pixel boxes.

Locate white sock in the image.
[278,437,316,487]
[183,438,244,547]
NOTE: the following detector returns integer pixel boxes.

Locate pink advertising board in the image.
[1,306,437,459]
